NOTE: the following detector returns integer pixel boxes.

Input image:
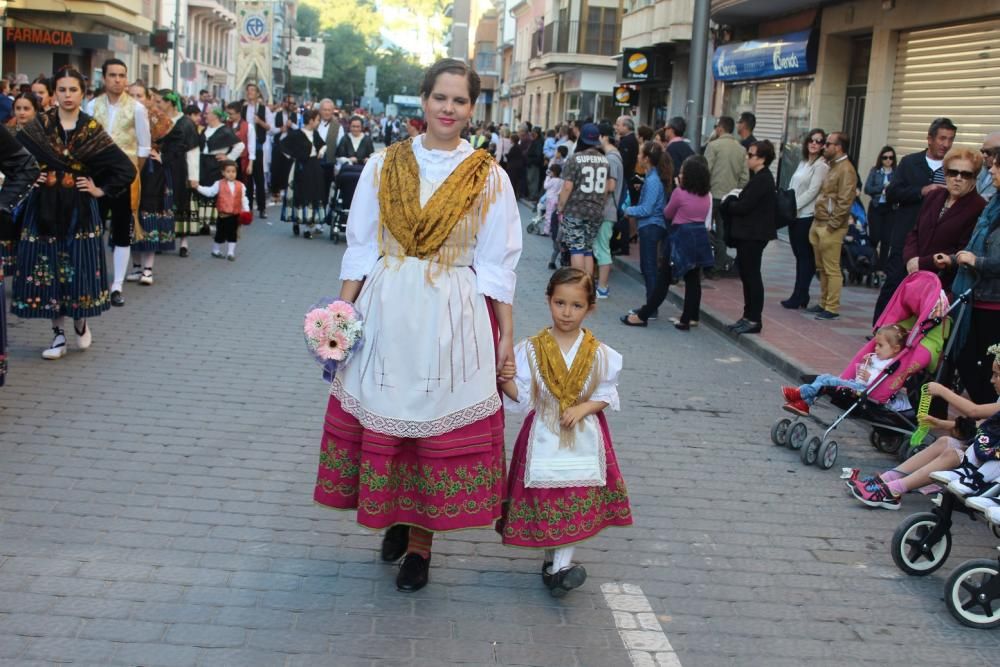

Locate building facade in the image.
[2,0,154,84]
[182,0,237,99]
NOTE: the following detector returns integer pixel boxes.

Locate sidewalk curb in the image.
[611,255,809,382]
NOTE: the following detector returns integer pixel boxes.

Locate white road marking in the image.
[601,583,683,667]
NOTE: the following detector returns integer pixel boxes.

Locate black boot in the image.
[380,524,409,562]
[396,553,430,592]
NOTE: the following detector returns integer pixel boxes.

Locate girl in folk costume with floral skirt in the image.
[313,59,522,593]
[499,267,632,596]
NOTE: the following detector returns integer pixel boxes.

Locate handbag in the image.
[775,188,797,229]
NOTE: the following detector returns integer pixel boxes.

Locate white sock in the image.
[180,238,188,249]
[212,243,222,254]
[552,546,575,573]
[143,252,154,269]
[112,246,130,291]
[226,242,236,257]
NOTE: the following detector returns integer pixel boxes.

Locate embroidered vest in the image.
[217,180,244,216]
[92,93,138,159]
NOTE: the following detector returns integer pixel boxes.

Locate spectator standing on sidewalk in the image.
[557,122,609,278]
[595,121,623,299]
[705,116,748,275]
[977,132,1000,202]
[623,141,671,319]
[809,132,857,321]
[661,116,695,174]
[525,125,544,201]
[616,115,639,206]
[872,117,957,323]
[720,140,777,335]
[781,128,829,310]
[737,112,757,149]
[864,145,897,283]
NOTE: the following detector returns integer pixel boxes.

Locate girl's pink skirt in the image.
[500,411,632,549]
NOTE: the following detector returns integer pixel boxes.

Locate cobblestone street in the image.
[1,205,999,666]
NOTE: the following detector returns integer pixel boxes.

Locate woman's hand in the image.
[36,172,47,185]
[149,149,162,163]
[189,180,199,189]
[498,360,516,383]
[495,335,514,382]
[955,250,977,268]
[933,253,952,269]
[905,257,920,274]
[560,405,587,429]
[215,154,227,162]
[75,177,104,198]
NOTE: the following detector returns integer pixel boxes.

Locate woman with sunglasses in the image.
[902,146,985,294]
[864,146,897,284]
[781,128,828,309]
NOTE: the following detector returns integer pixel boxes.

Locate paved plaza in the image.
[1,205,999,666]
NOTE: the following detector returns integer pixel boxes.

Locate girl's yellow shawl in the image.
[529,328,603,449]
[377,138,498,266]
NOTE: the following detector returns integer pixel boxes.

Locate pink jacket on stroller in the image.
[839,271,949,405]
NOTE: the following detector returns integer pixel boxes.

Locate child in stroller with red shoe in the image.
[782,324,910,416]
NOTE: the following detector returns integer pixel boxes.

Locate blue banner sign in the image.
[712,30,816,81]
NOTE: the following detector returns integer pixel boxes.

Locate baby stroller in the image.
[770,271,957,469]
[841,200,877,287]
[326,163,363,244]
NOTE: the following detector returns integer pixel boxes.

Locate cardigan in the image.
[904,187,986,290]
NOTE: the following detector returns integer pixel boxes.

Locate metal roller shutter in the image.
[888,18,1000,155]
[754,81,789,177]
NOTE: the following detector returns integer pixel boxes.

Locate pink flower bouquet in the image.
[303,298,363,382]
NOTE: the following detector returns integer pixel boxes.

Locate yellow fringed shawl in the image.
[529,328,603,449]
[377,138,498,268]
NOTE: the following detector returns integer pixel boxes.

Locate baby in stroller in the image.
[782,323,910,415]
[842,198,877,286]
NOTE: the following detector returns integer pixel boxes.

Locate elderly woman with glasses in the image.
[864,145,897,282]
[938,147,1000,403]
[903,146,986,293]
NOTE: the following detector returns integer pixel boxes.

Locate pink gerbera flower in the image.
[304,309,333,340]
[327,300,355,323]
[315,330,349,361]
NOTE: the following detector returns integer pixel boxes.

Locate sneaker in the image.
[596,287,609,299]
[782,400,810,416]
[41,329,67,360]
[227,255,236,262]
[179,246,189,258]
[74,322,91,350]
[781,386,802,403]
[139,269,154,286]
[211,251,224,259]
[815,310,840,321]
[850,476,901,510]
[805,305,824,314]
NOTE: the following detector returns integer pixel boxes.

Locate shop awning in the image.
[712,30,817,82]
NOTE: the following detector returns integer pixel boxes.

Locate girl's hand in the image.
[856,367,870,382]
[926,382,949,398]
[560,405,587,429]
[75,177,104,198]
[496,335,514,381]
[955,250,977,268]
[918,414,948,430]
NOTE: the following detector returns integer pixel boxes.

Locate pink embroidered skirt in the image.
[314,395,506,531]
[500,411,632,549]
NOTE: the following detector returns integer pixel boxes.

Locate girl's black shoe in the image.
[546,564,587,597]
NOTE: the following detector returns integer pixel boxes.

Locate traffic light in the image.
[151,29,173,54]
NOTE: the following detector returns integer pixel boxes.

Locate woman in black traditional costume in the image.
[0,93,40,275]
[11,67,135,360]
[194,107,244,235]
[279,109,327,238]
[334,115,375,166]
[153,89,200,258]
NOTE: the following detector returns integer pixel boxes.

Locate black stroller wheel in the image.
[786,422,807,450]
[800,437,821,465]
[817,440,838,469]
[945,559,1000,629]
[891,512,952,576]
[770,418,791,446]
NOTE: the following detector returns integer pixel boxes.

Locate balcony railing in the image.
[532,19,620,58]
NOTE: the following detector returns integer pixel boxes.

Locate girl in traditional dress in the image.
[11,67,135,360]
[0,124,40,385]
[0,93,39,274]
[499,268,632,596]
[153,89,200,258]
[280,109,327,239]
[313,59,522,593]
[127,82,176,285]
[194,107,244,235]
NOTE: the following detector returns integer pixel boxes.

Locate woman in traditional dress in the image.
[153,89,200,258]
[334,115,375,167]
[0,93,39,274]
[313,59,522,593]
[0,124,40,385]
[280,108,327,239]
[11,67,135,360]
[193,107,244,235]
[127,82,176,284]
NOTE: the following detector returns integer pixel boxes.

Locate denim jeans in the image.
[638,225,667,308]
[799,375,866,404]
